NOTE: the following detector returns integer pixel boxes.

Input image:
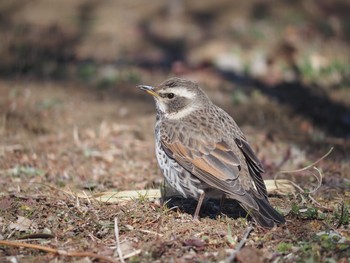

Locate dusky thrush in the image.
[138,77,285,228]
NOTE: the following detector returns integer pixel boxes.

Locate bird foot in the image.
[192,215,201,223]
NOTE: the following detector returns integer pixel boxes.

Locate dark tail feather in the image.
[242,194,285,228]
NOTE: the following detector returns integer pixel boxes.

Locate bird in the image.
[138,77,285,228]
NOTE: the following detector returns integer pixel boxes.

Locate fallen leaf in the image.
[0,198,12,210]
[73,257,92,263]
[183,238,206,251]
[236,246,263,263]
[9,216,35,232]
[120,240,135,256]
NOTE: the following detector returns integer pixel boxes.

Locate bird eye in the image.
[167,93,175,99]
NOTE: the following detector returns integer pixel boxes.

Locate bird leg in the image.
[193,190,205,220]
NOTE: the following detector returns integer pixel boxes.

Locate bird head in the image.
[138,78,210,119]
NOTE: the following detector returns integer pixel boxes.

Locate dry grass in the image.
[0,80,349,262]
[0,0,350,262]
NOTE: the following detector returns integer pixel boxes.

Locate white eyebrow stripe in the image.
[160,87,196,99]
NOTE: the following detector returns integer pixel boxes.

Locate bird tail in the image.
[241,193,285,228]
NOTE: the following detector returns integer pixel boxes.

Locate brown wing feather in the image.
[234,137,268,199]
[161,139,247,197]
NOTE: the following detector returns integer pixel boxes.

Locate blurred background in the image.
[0,0,350,191]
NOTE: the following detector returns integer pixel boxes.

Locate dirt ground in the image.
[0,0,349,262]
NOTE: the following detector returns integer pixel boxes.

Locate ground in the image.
[0,0,349,262]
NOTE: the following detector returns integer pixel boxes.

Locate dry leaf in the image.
[9,216,35,232]
[236,246,263,263]
[183,238,206,251]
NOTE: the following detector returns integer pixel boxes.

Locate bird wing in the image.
[235,136,268,199]
[160,137,248,198]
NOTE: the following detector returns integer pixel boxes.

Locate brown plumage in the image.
[138,77,285,228]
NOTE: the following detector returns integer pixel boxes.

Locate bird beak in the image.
[137,85,159,97]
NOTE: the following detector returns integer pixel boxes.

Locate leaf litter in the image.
[0,81,348,262]
[0,0,350,260]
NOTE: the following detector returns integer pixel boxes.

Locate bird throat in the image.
[165,105,197,120]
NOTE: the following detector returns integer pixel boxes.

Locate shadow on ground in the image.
[163,196,247,220]
[220,71,350,138]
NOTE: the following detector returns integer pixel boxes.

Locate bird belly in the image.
[155,137,204,200]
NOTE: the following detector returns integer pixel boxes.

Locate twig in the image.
[114,217,125,263]
[6,229,16,239]
[143,215,161,227]
[308,167,323,194]
[275,166,323,194]
[309,195,334,212]
[274,148,333,195]
[279,147,333,174]
[225,226,253,263]
[268,148,292,175]
[0,240,118,263]
[123,249,142,259]
[8,193,48,201]
[18,233,54,240]
[83,190,92,205]
[73,126,82,147]
[274,150,334,211]
[138,229,163,237]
